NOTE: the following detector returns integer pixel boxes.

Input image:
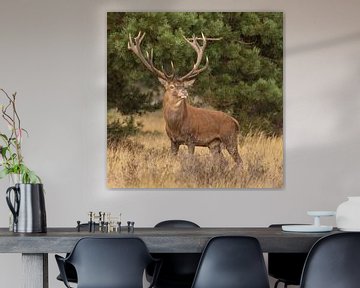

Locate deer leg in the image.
[209,142,221,156]
[225,139,242,168]
[229,148,242,167]
[208,141,226,166]
[170,141,180,155]
[187,144,195,154]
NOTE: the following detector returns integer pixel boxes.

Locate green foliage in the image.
[107,116,142,145]
[107,12,283,135]
[0,133,41,184]
[0,89,41,184]
[0,160,41,184]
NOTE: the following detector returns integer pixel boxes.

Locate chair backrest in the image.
[151,220,201,287]
[300,232,360,288]
[191,236,270,288]
[155,219,200,228]
[66,237,154,288]
[268,224,308,285]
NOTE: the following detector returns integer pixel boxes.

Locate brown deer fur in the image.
[160,79,242,167]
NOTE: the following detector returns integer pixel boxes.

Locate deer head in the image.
[127,32,209,95]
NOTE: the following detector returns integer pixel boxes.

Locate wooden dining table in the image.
[0,226,339,288]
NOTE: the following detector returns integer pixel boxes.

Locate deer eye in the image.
[169,85,175,90]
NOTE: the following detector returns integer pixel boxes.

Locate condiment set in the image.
[76,211,135,233]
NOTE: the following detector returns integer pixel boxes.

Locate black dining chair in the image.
[191,236,270,288]
[268,224,308,288]
[55,237,161,288]
[300,232,360,288]
[56,223,99,284]
[147,220,201,288]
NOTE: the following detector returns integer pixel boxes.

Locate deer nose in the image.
[179,89,188,99]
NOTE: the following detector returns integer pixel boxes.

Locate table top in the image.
[0,227,340,254]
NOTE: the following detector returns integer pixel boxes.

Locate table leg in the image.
[22,253,48,288]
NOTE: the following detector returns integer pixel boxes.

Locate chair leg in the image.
[274,280,288,288]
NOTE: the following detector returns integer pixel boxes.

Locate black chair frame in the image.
[268,224,308,288]
[191,236,270,288]
[300,232,360,288]
[56,237,161,288]
[148,220,201,288]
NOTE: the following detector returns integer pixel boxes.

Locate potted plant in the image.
[0,88,46,233]
[0,89,40,183]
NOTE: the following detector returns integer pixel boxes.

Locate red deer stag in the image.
[128,32,242,167]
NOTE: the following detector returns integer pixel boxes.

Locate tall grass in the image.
[107,110,283,189]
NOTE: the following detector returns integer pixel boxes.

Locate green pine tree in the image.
[107,12,283,135]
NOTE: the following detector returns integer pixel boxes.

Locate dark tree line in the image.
[107,12,283,135]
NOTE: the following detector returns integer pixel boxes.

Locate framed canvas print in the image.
[107,12,283,189]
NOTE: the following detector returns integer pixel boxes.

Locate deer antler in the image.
[178,32,209,81]
[128,31,175,80]
[128,32,212,82]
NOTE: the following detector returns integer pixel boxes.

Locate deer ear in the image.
[158,78,168,87]
[184,79,196,88]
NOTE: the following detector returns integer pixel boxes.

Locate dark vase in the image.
[6,183,47,233]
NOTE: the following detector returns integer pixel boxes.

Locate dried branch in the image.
[185,37,223,42]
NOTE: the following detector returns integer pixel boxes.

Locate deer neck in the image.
[163,94,188,129]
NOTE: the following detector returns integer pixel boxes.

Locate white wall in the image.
[0,0,360,287]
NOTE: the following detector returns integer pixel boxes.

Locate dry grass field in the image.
[107,110,283,189]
